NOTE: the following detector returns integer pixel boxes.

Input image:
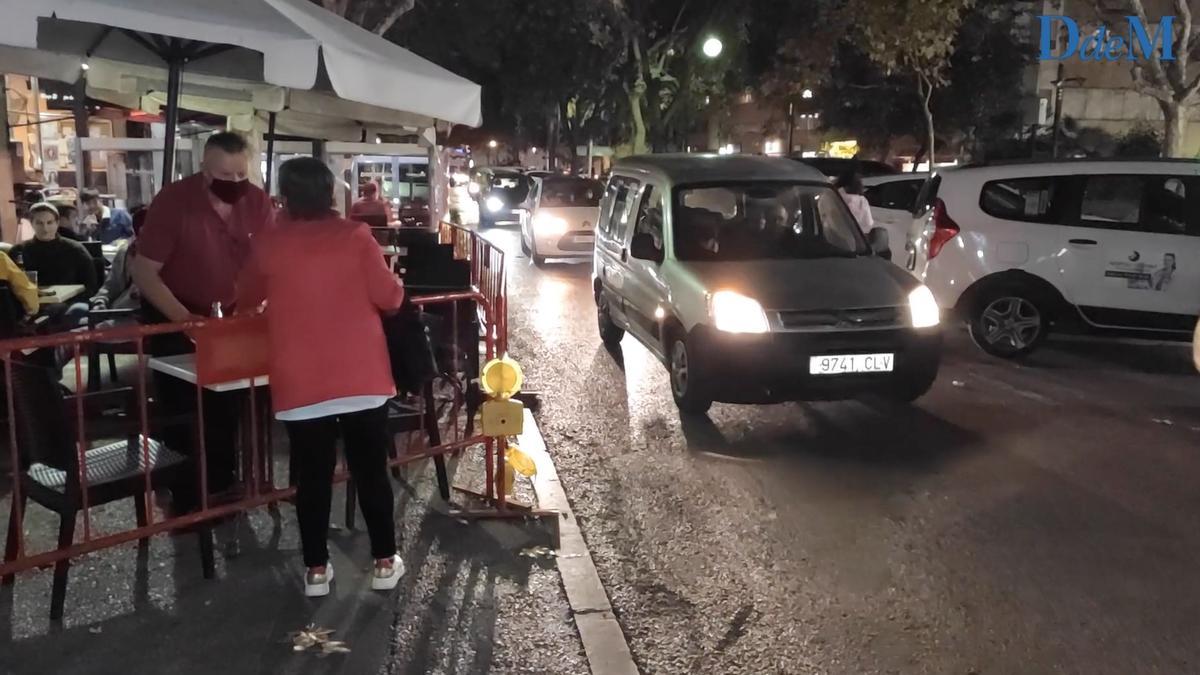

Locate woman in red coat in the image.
[238,157,405,597]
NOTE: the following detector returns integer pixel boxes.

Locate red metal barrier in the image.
[0,223,513,597]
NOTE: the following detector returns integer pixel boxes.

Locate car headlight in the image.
[533,213,568,235]
[486,196,504,213]
[908,285,940,328]
[710,291,769,333]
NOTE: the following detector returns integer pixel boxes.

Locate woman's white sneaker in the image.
[370,555,405,591]
[304,562,334,597]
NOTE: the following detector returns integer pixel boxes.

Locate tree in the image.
[754,0,845,153]
[1118,0,1200,157]
[849,0,975,167]
[936,0,1031,160]
[315,0,416,36]
[812,43,923,160]
[391,0,626,164]
[614,0,752,154]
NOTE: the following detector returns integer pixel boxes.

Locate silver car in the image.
[593,154,943,415]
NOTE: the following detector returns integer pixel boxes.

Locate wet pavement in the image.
[486,224,1200,675]
[0,391,586,674]
[6,216,1200,674]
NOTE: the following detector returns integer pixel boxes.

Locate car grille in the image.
[775,306,906,332]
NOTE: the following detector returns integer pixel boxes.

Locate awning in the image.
[0,0,481,127]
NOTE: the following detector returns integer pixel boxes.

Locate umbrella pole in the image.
[161,57,184,187]
[264,112,277,197]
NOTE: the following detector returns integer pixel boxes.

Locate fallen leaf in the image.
[519,546,556,558]
[288,625,348,656]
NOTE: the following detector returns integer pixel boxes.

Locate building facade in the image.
[1032,0,1200,156]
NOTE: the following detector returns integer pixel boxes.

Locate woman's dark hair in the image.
[835,171,864,195]
[278,157,335,220]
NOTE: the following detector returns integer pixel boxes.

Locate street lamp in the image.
[1050,64,1085,158]
[701,36,723,59]
[801,88,813,100]
[488,139,498,165]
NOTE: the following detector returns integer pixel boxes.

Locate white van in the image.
[594,154,943,415]
[907,160,1200,357]
[863,172,928,263]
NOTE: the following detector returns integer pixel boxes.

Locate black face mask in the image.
[209,178,249,205]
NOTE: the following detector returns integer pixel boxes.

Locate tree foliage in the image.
[613,0,753,154]
[1115,0,1200,157]
[847,0,975,164]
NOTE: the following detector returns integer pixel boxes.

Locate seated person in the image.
[10,202,99,326]
[674,206,724,259]
[349,181,394,224]
[80,188,134,244]
[49,200,85,241]
[91,207,145,311]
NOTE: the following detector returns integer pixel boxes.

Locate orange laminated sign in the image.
[193,315,271,387]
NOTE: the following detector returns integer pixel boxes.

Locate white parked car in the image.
[862,173,928,263]
[521,176,603,265]
[907,159,1200,358]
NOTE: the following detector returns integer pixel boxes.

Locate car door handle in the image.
[1068,238,1098,246]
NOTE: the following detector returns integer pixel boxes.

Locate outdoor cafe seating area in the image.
[0,220,499,621]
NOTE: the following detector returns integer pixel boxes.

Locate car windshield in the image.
[487,173,530,202]
[674,183,867,261]
[540,179,603,208]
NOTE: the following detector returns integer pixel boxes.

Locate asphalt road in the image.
[488,225,1200,675]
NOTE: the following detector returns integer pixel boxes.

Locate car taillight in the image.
[928,198,959,260]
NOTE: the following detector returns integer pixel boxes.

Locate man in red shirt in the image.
[135,132,274,321]
[132,132,274,511]
[348,181,393,225]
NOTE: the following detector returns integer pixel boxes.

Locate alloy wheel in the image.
[670,341,689,397]
[980,296,1042,351]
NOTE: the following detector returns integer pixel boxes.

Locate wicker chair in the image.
[1,359,214,621]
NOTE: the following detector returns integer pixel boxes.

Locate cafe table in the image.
[147,353,269,392]
[147,353,274,523]
[37,284,86,308]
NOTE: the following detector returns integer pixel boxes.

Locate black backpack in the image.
[383,304,439,395]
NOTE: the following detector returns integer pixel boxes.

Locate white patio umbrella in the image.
[0,0,481,184]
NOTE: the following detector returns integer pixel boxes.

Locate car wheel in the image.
[597,293,624,348]
[668,334,712,415]
[969,290,1049,358]
[520,232,530,256]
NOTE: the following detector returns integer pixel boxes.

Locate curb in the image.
[519,410,640,675]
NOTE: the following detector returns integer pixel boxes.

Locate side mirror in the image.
[629,232,662,263]
[867,227,891,260]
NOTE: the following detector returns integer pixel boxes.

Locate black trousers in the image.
[284,404,396,567]
[148,325,239,510]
